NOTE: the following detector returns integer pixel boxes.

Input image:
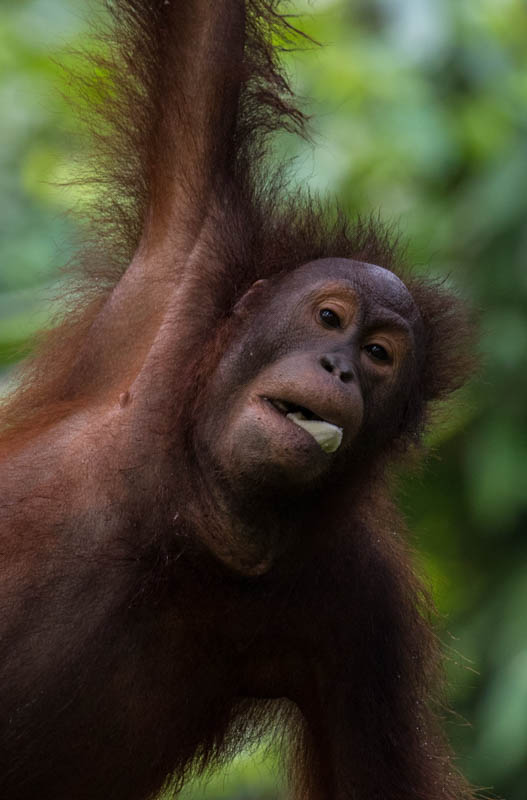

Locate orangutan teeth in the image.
[286,411,343,454]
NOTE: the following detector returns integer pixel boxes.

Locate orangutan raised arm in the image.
[0,3,475,800]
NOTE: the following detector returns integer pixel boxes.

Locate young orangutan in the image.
[0,2,474,799]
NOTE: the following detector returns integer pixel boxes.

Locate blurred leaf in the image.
[465,418,527,531]
[473,648,527,780]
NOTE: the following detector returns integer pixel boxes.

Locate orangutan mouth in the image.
[266,398,343,454]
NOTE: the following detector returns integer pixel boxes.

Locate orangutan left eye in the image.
[364,343,390,362]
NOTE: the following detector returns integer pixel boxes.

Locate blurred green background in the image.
[1,0,526,798]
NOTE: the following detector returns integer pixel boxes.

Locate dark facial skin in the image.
[199,258,421,492]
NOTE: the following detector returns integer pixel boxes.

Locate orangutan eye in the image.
[319,308,341,329]
[364,343,390,362]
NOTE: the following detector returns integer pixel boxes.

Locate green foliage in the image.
[1,0,526,797]
[0,0,85,368]
[178,746,283,800]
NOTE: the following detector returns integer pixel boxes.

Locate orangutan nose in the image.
[320,352,354,383]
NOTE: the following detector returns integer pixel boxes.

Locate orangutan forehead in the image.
[355,262,408,294]
[291,258,417,317]
[353,262,416,312]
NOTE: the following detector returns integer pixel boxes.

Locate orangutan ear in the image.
[232,279,269,315]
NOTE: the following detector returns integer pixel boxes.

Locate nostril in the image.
[320,354,354,383]
[320,355,334,374]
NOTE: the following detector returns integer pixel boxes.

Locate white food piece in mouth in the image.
[286,411,343,454]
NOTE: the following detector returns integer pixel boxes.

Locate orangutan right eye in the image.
[319,308,341,329]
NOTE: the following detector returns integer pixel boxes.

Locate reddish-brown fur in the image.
[0,2,476,799]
